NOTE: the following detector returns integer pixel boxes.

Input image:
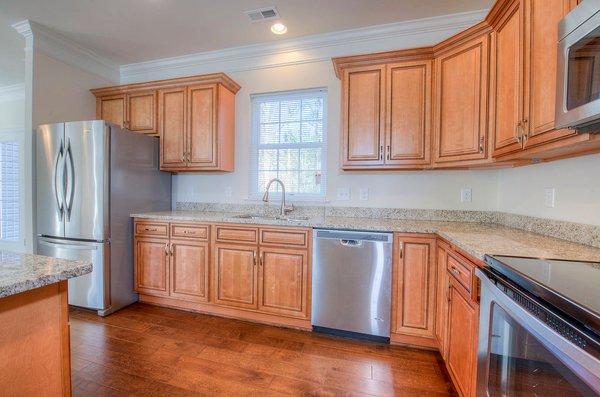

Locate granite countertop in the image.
[132,211,600,263]
[0,251,92,298]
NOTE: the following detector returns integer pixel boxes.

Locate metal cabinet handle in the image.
[169,242,174,255]
[386,145,390,160]
[164,242,169,255]
[398,242,403,259]
[379,145,383,161]
[479,136,484,153]
[259,253,264,267]
[522,118,529,142]
[515,122,523,144]
[253,251,257,266]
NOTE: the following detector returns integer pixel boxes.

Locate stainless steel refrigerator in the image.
[36,120,171,316]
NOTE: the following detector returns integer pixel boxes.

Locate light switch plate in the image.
[359,188,369,201]
[460,188,472,203]
[337,187,351,201]
[544,188,555,208]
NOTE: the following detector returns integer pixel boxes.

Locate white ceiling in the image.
[0,0,493,69]
[0,14,25,86]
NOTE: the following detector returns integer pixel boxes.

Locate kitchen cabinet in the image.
[91,73,240,172]
[213,243,258,310]
[491,0,578,157]
[446,275,479,397]
[391,235,437,347]
[133,219,312,328]
[338,58,433,169]
[134,236,170,296]
[433,32,490,165]
[258,247,308,318]
[435,243,449,358]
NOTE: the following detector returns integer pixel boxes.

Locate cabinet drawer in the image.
[171,223,209,240]
[259,228,309,248]
[447,253,473,293]
[215,225,258,244]
[135,221,169,237]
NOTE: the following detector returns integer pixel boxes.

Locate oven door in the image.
[556,3,600,130]
[476,269,600,397]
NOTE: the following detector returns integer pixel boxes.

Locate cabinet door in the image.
[435,245,449,358]
[134,237,169,296]
[392,236,437,340]
[342,66,385,167]
[446,277,478,397]
[158,87,187,169]
[127,91,157,134]
[213,244,258,309]
[187,84,217,167]
[491,0,524,157]
[386,61,432,166]
[434,35,489,164]
[522,0,577,148]
[97,94,125,127]
[258,247,308,318]
[170,240,209,302]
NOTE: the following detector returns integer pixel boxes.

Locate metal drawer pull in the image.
[182,230,195,234]
[144,227,158,232]
[450,266,461,276]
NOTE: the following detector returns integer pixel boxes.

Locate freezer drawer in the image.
[37,237,109,310]
[312,229,393,338]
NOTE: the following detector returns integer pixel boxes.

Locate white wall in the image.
[0,95,24,131]
[173,60,500,211]
[497,154,600,225]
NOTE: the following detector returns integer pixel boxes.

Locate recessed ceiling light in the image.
[271,23,287,35]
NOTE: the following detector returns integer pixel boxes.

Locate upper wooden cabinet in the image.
[433,32,490,166]
[92,73,240,172]
[337,55,433,169]
[391,234,437,347]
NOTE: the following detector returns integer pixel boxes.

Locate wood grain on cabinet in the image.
[213,244,258,309]
[490,0,524,157]
[159,87,187,168]
[135,221,169,237]
[435,244,449,358]
[126,91,157,134]
[446,276,479,397]
[215,225,259,244]
[447,253,474,294]
[433,34,490,165]
[259,228,309,248]
[170,223,209,240]
[342,65,385,167]
[258,247,308,318]
[97,94,126,127]
[386,61,432,166]
[391,235,437,347]
[134,237,169,296]
[188,84,216,167]
[0,281,71,397]
[170,240,209,302]
[521,0,578,148]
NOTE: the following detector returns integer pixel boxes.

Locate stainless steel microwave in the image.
[556,0,600,132]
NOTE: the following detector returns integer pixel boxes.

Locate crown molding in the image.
[11,20,119,82]
[0,83,25,103]
[120,9,488,83]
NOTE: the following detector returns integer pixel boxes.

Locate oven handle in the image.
[475,268,600,396]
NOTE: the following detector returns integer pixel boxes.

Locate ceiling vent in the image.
[244,6,280,23]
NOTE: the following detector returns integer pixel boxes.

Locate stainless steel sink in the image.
[232,213,309,222]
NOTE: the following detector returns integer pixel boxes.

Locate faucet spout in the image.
[262,178,294,217]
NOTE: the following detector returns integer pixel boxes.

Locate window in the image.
[0,140,19,241]
[251,89,327,199]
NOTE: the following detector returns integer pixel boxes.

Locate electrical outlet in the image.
[359,188,369,201]
[225,186,232,199]
[337,187,351,201]
[544,188,555,208]
[460,188,472,203]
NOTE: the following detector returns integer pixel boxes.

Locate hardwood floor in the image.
[69,303,456,396]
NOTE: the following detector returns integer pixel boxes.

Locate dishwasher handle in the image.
[340,239,363,247]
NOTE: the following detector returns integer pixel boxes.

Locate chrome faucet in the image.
[262,178,294,217]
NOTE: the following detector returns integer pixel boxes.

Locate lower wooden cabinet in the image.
[213,243,258,310]
[435,243,450,358]
[170,240,209,302]
[134,236,169,296]
[258,247,308,318]
[446,275,479,397]
[391,234,437,347]
[134,219,311,327]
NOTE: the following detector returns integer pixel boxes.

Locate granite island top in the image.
[0,251,92,298]
[131,211,600,263]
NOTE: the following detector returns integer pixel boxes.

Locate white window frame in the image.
[0,127,24,250]
[250,88,327,201]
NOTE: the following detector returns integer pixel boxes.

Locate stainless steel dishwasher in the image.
[312,229,393,341]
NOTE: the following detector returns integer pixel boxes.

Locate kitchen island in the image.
[0,251,92,396]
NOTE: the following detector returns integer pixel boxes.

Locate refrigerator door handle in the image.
[38,237,100,250]
[65,138,75,222]
[53,139,65,221]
